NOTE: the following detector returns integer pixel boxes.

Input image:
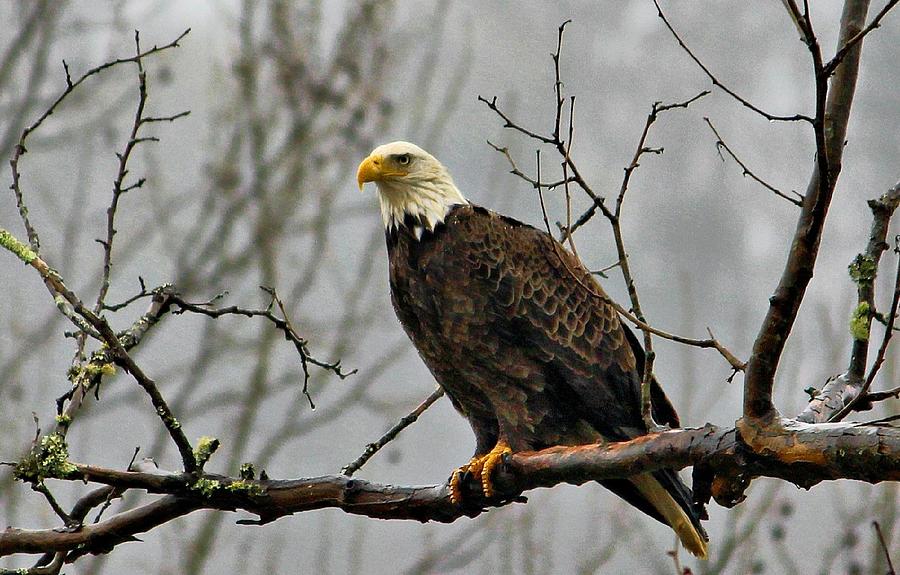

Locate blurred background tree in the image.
[1,1,898,573]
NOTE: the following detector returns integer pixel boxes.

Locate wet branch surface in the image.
[2,421,897,559]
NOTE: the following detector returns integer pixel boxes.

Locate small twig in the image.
[824,0,900,76]
[873,520,897,575]
[590,260,622,278]
[171,287,357,409]
[551,20,572,142]
[32,483,74,527]
[561,97,579,259]
[6,28,190,257]
[704,117,803,207]
[102,276,150,312]
[481,29,737,375]
[478,96,555,144]
[141,110,191,124]
[652,0,812,123]
[94,447,141,524]
[341,386,445,477]
[865,384,900,403]
[93,31,158,315]
[485,140,575,191]
[569,91,709,238]
[780,0,812,41]
[533,156,745,375]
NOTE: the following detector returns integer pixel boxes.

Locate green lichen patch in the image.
[850,302,871,341]
[193,436,220,468]
[848,254,877,285]
[83,362,116,377]
[0,228,36,264]
[225,479,264,497]
[192,477,221,497]
[55,414,72,426]
[14,433,79,483]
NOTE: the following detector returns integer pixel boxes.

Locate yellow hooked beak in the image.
[357,154,408,190]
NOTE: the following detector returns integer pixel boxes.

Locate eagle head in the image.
[357,141,467,233]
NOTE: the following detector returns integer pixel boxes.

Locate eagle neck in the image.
[376,178,468,235]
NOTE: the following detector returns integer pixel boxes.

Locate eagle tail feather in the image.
[631,474,709,560]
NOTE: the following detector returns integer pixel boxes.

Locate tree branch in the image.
[703,117,803,207]
[797,181,900,423]
[742,1,871,424]
[652,0,813,123]
[341,386,445,477]
[2,422,898,559]
[824,0,900,76]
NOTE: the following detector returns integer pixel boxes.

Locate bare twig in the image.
[566,91,708,238]
[102,276,151,311]
[652,0,813,123]
[824,0,900,76]
[141,110,191,124]
[482,35,739,375]
[478,96,555,145]
[32,483,73,527]
[6,28,190,255]
[94,31,172,316]
[485,140,575,191]
[171,287,357,409]
[704,117,803,207]
[873,520,897,575]
[341,386,445,477]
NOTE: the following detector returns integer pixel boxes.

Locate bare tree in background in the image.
[1,1,899,574]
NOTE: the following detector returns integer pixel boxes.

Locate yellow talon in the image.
[480,442,512,498]
[449,442,512,504]
[449,456,483,505]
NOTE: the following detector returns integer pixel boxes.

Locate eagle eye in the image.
[396,154,411,166]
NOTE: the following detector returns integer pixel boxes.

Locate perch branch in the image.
[2,422,898,559]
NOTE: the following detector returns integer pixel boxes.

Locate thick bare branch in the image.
[2,421,898,559]
[742,1,871,423]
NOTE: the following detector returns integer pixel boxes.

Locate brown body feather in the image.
[387,204,707,556]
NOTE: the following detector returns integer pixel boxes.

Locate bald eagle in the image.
[357,141,708,558]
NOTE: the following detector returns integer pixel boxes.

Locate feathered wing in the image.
[443,206,708,557]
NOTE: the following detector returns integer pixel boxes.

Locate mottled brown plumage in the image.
[359,142,708,557]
